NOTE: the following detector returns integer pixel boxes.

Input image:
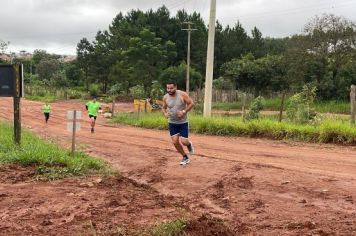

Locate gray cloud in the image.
[1,0,355,55]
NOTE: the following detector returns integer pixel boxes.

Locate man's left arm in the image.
[182,92,194,113]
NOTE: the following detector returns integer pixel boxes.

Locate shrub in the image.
[286,84,318,124]
[246,96,265,120]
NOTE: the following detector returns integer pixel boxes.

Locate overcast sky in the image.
[1,0,355,55]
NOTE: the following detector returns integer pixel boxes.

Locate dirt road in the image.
[1,98,356,235]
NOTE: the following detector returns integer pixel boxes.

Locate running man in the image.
[162,80,195,165]
[42,101,51,124]
[86,96,101,133]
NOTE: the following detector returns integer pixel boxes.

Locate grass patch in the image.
[315,100,349,114]
[211,98,283,111]
[211,99,350,114]
[0,122,108,180]
[25,94,58,102]
[112,112,356,145]
[149,217,187,236]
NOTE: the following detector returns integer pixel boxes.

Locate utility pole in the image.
[203,0,216,117]
[182,22,197,94]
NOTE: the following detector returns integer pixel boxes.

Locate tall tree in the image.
[76,38,93,91]
[120,28,176,95]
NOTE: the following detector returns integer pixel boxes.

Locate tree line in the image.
[1,6,356,100]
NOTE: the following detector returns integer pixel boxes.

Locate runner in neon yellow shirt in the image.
[42,102,51,124]
[86,96,101,133]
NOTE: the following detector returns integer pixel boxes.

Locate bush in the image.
[112,112,356,145]
[129,84,146,98]
[246,96,265,120]
[68,89,84,99]
[89,84,100,97]
[286,84,317,123]
[0,122,108,180]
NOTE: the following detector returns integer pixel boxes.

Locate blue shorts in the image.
[169,122,189,138]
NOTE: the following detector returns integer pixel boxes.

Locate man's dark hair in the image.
[166,80,177,86]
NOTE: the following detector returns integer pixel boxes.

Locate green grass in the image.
[315,100,350,114]
[25,94,58,102]
[112,112,356,145]
[0,122,108,180]
[149,218,187,236]
[211,99,350,114]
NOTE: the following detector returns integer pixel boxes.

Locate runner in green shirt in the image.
[42,102,51,124]
[86,96,101,133]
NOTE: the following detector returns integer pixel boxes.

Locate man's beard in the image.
[168,90,176,96]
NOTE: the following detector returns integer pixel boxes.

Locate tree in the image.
[77,38,93,91]
[0,40,9,54]
[121,28,176,95]
[250,27,265,58]
[222,54,287,96]
[159,61,203,90]
[36,58,61,82]
[286,14,356,99]
[65,62,83,86]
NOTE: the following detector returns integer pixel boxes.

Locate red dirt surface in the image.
[1,98,356,235]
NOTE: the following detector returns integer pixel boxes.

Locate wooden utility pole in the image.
[203,0,216,117]
[351,85,356,126]
[182,22,197,94]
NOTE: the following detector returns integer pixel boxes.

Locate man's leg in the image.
[90,116,96,133]
[169,123,189,165]
[179,123,194,155]
[171,135,186,156]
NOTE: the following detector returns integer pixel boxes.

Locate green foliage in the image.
[150,80,164,100]
[212,99,350,114]
[108,83,124,97]
[159,61,203,90]
[73,7,289,97]
[0,39,9,53]
[286,84,317,123]
[286,14,356,100]
[213,77,235,90]
[67,89,85,99]
[89,84,100,97]
[0,122,108,180]
[149,217,187,236]
[222,54,288,96]
[246,96,265,120]
[112,112,356,145]
[129,84,146,98]
[25,94,57,102]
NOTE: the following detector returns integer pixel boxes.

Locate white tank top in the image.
[164,90,188,124]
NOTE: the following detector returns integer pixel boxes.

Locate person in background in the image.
[42,101,51,124]
[86,96,101,133]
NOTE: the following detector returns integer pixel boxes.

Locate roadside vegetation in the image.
[0,122,108,180]
[112,111,356,145]
[211,99,350,114]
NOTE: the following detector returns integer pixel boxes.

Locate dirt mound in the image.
[185,214,237,236]
[0,164,35,183]
[0,166,185,236]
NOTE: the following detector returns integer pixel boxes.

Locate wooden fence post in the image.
[279,92,286,122]
[350,85,356,126]
[242,93,246,122]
